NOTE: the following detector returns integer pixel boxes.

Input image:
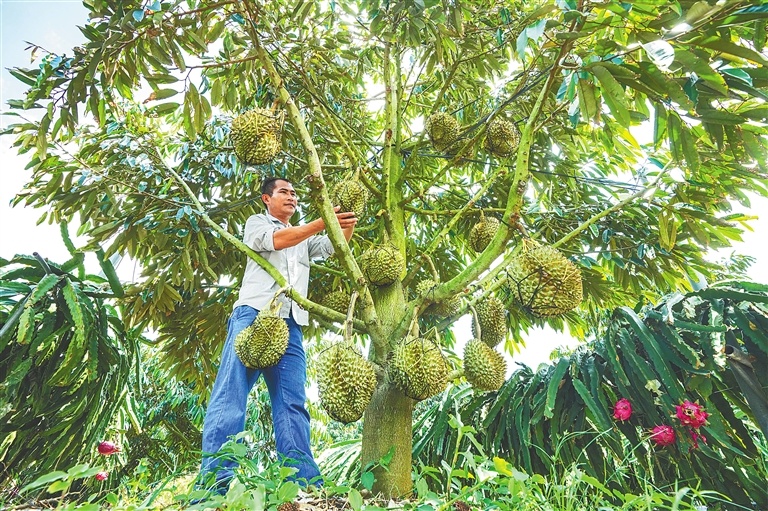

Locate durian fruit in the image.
[230,108,282,165]
[463,339,506,391]
[416,279,462,318]
[483,119,520,157]
[317,341,376,423]
[234,300,289,368]
[332,179,368,218]
[506,240,583,318]
[321,290,352,315]
[360,244,405,286]
[468,215,500,253]
[425,112,460,153]
[389,336,449,401]
[471,296,506,348]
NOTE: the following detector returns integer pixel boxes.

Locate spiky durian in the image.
[471,296,506,348]
[360,244,405,286]
[425,112,460,153]
[416,279,462,318]
[463,339,506,391]
[483,119,520,157]
[322,290,352,315]
[506,241,583,317]
[317,342,376,423]
[468,216,500,253]
[332,180,368,218]
[234,303,289,368]
[230,108,282,165]
[389,336,448,401]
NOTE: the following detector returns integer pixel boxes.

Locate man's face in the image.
[262,180,298,220]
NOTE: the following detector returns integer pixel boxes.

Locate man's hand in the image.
[271,207,357,250]
[334,206,358,229]
[333,206,357,242]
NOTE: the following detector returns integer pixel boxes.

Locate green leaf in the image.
[151,88,178,100]
[48,480,71,493]
[96,249,124,298]
[679,122,700,172]
[150,102,181,116]
[576,78,599,122]
[667,112,684,164]
[591,64,630,127]
[66,464,97,478]
[653,102,667,147]
[27,273,61,305]
[697,109,746,125]
[616,307,686,402]
[380,445,395,466]
[723,75,768,101]
[544,357,569,418]
[361,470,375,491]
[186,31,208,53]
[683,76,698,105]
[756,19,766,51]
[571,378,611,430]
[21,471,68,493]
[721,68,752,85]
[696,38,768,66]
[63,281,86,346]
[9,67,38,86]
[348,488,363,511]
[17,307,36,344]
[276,481,300,502]
[516,30,528,60]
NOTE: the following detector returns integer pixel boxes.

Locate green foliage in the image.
[6,0,768,496]
[6,452,718,511]
[114,347,205,481]
[6,0,768,389]
[415,282,768,508]
[0,252,137,487]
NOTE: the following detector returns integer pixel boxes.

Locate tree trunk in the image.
[361,381,414,497]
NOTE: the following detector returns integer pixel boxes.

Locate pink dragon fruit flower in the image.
[97,441,120,456]
[651,425,676,446]
[95,471,109,481]
[675,400,709,429]
[612,398,633,421]
[690,429,708,450]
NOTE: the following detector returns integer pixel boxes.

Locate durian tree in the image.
[5,0,768,497]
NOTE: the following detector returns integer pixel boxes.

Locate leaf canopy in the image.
[4,0,768,399]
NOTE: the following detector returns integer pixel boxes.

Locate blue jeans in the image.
[200,305,323,489]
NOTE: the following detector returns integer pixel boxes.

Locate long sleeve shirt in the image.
[232,212,334,325]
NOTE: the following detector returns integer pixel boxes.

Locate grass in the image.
[2,452,722,511]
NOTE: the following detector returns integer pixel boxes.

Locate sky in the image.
[2,1,768,370]
[1,0,89,264]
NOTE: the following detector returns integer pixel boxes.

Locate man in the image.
[199,177,357,492]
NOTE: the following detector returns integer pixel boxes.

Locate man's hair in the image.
[261,177,292,196]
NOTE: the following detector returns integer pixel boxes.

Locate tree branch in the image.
[427,17,589,306]
[402,162,510,286]
[169,0,238,18]
[403,206,506,216]
[552,161,673,250]
[184,55,260,70]
[242,3,383,340]
[162,161,367,331]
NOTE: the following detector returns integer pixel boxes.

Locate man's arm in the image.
[273,209,357,250]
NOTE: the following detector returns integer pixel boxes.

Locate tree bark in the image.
[361,381,414,497]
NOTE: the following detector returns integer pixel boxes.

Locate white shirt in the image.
[232,212,334,325]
